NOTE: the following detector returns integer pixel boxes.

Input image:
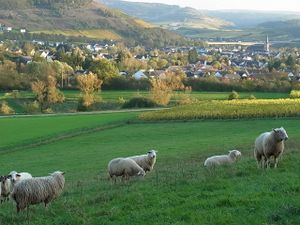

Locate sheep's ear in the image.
[16,174,21,178]
[273,128,277,132]
[6,175,12,179]
[61,172,65,175]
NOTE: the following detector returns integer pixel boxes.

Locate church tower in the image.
[265,35,270,52]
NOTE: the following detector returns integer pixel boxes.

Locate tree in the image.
[22,42,35,56]
[150,71,185,106]
[31,76,64,111]
[77,72,103,110]
[89,59,119,82]
[53,61,74,88]
[286,55,296,68]
[188,48,198,64]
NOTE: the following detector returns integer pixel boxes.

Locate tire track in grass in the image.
[0,122,129,154]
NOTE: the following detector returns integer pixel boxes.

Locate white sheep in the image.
[254,127,288,169]
[204,150,242,168]
[11,171,65,212]
[108,158,145,181]
[128,150,157,172]
[0,171,33,203]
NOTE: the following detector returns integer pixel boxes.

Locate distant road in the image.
[0,108,167,119]
[208,40,297,46]
[208,41,262,46]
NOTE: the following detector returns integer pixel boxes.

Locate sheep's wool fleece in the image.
[12,172,65,206]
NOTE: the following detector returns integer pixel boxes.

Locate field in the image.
[0,111,299,225]
[0,90,290,114]
[140,99,300,120]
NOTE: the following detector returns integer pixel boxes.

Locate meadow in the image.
[0,90,290,114]
[0,112,299,225]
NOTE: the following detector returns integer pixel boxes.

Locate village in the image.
[1,24,300,93]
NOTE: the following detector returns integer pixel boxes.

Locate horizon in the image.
[125,0,300,13]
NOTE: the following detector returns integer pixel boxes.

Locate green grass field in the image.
[0,112,299,225]
[0,90,289,102]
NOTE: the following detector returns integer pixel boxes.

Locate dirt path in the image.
[0,108,167,119]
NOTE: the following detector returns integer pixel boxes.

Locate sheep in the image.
[254,127,288,169]
[0,171,33,204]
[11,171,65,212]
[0,176,11,203]
[128,150,157,172]
[108,158,146,181]
[204,150,242,168]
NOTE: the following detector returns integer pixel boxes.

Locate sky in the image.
[126,0,300,12]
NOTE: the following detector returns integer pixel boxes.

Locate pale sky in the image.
[126,0,300,12]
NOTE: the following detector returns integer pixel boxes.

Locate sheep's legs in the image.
[274,157,279,168]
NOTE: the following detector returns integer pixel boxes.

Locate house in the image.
[4,27,12,32]
[19,56,32,64]
[214,71,223,78]
[288,72,295,81]
[224,74,241,80]
[39,50,49,58]
[150,70,165,78]
[133,70,147,80]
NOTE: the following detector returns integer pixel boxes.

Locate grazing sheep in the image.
[11,171,65,212]
[108,158,145,181]
[204,150,242,168]
[128,150,157,172]
[254,127,288,169]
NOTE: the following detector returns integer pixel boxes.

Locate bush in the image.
[122,97,157,109]
[228,91,239,100]
[23,100,40,114]
[290,90,300,99]
[0,101,15,115]
[248,94,256,100]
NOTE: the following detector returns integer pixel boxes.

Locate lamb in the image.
[128,150,157,172]
[254,127,288,169]
[204,150,242,168]
[108,158,145,181]
[11,171,65,212]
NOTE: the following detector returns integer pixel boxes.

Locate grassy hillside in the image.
[0,114,299,224]
[205,10,300,28]
[30,29,122,40]
[0,0,186,47]
[98,0,232,30]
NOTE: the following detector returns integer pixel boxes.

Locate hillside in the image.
[258,19,300,39]
[0,0,186,47]
[205,10,300,28]
[97,0,232,30]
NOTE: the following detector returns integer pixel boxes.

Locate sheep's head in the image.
[273,127,288,142]
[0,176,11,196]
[137,170,146,177]
[50,171,65,176]
[147,150,157,159]
[7,171,20,184]
[228,150,242,160]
